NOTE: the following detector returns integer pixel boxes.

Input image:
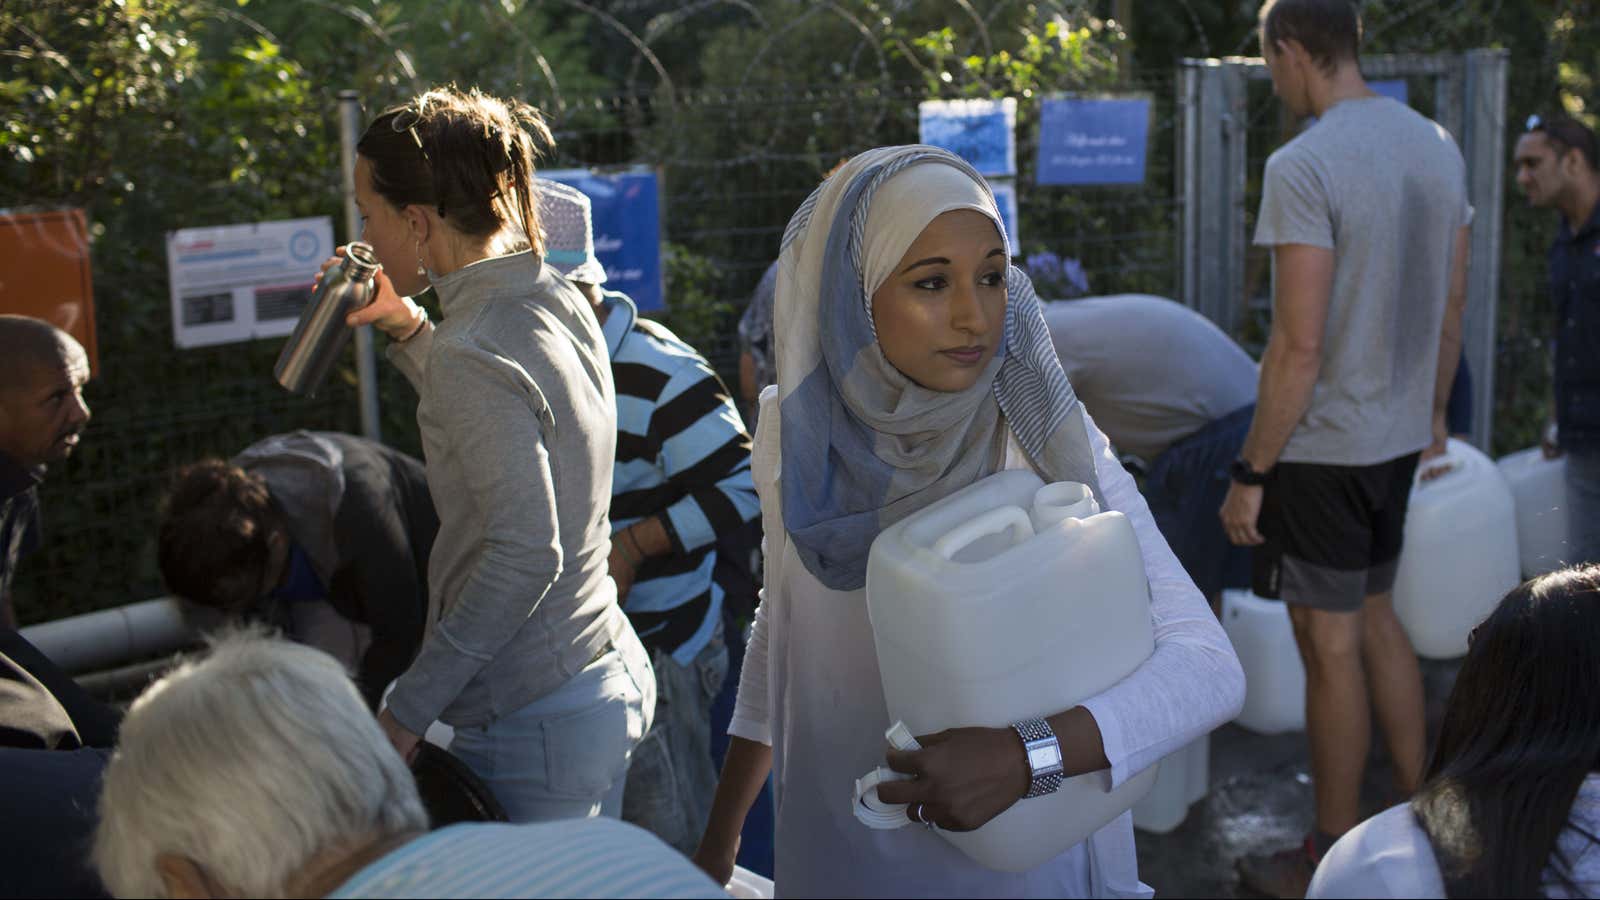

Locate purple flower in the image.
[1060,257,1090,298]
[1025,251,1063,284]
[1023,252,1090,299]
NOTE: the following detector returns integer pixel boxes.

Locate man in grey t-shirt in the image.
[1223,1,1472,895]
[1045,295,1258,603]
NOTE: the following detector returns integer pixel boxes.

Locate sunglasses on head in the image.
[391,104,432,168]
[1525,112,1599,154]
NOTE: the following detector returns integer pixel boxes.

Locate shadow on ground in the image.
[1134,657,1463,898]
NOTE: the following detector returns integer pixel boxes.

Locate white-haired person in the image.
[691,146,1245,896]
[91,632,724,899]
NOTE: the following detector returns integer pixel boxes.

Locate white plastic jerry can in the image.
[1221,589,1305,735]
[1392,439,1520,660]
[861,469,1157,873]
[1131,735,1210,834]
[1497,446,1570,577]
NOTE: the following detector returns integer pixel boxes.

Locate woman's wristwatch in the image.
[1012,718,1065,798]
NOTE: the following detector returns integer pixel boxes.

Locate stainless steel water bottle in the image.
[273,242,380,396]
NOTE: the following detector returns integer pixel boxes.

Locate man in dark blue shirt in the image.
[1515,113,1600,564]
[0,316,92,631]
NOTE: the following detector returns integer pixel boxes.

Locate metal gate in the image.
[1177,50,1509,451]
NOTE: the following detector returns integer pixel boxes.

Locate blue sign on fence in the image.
[919,98,1018,178]
[540,167,665,312]
[1036,97,1150,186]
[988,179,1020,251]
[1370,79,1409,106]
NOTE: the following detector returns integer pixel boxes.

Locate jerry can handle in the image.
[931,505,1033,561]
[1415,441,1466,487]
[1033,481,1099,528]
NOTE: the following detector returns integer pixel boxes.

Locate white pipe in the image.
[20,598,195,675]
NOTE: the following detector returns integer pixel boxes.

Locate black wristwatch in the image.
[1229,457,1271,486]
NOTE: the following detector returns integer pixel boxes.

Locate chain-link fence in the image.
[11,62,1187,623]
[8,0,1581,624]
[1214,54,1553,458]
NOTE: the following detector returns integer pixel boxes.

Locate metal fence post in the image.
[1178,61,1201,309]
[1223,59,1250,337]
[1460,50,1508,452]
[339,90,383,443]
[1179,59,1249,332]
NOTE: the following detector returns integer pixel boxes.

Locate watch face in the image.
[1028,743,1063,771]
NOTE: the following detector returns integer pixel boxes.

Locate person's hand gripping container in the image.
[857,469,1158,872]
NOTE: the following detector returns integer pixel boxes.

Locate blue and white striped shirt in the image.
[328,820,726,898]
[601,292,760,665]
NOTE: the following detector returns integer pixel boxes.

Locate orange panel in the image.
[0,208,99,374]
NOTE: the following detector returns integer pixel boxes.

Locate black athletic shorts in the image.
[1252,452,1421,612]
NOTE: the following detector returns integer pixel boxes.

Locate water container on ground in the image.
[726,866,774,899]
[1131,735,1210,834]
[1497,446,1570,577]
[860,470,1157,872]
[1392,439,1520,660]
[1221,589,1305,735]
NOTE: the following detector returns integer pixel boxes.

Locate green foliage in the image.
[1126,0,1600,454]
[7,0,1596,622]
[657,241,736,363]
[907,16,1123,99]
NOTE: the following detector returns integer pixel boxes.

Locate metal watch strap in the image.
[1012,717,1065,798]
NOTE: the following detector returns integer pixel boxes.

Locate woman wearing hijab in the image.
[691,147,1245,897]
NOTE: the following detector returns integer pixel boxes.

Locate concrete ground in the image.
[1134,658,1463,898]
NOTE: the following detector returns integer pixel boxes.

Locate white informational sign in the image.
[166,216,334,349]
[1035,96,1151,186]
[919,98,1018,178]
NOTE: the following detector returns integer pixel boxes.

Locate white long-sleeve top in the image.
[1307,776,1600,899]
[728,389,1246,898]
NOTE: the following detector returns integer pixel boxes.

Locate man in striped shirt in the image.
[540,180,761,854]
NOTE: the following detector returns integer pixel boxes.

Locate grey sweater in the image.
[385,251,626,732]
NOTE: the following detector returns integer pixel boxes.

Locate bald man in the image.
[0,314,108,748]
[0,315,91,629]
[0,317,110,898]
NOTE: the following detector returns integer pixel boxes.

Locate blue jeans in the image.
[448,627,655,823]
[1145,404,1255,600]
[623,627,729,854]
[1567,446,1600,566]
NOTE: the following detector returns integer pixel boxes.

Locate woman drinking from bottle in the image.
[326,86,654,823]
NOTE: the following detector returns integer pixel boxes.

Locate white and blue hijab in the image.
[774,145,1104,591]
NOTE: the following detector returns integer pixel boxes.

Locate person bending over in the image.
[159,431,436,709]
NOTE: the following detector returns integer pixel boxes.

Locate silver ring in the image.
[912,802,926,824]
